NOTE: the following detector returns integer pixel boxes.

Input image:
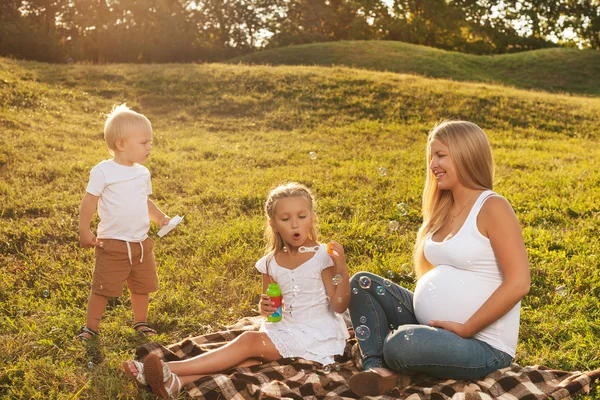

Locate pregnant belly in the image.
[413,265,500,325]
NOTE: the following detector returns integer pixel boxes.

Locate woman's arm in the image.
[430,196,530,337]
[322,241,351,313]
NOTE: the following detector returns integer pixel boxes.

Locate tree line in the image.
[1,0,598,63]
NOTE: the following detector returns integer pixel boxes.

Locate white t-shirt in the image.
[414,190,520,357]
[86,160,152,242]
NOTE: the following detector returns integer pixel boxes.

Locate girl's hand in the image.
[429,320,473,338]
[327,241,348,272]
[259,294,277,317]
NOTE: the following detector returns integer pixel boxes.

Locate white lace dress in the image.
[255,244,349,365]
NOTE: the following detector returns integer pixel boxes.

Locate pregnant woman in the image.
[348,120,530,397]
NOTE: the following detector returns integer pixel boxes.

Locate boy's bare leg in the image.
[130,292,154,335]
[84,293,109,336]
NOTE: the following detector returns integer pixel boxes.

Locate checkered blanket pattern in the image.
[134,316,600,399]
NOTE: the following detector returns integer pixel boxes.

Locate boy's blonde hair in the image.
[264,182,319,257]
[413,120,494,278]
[104,104,152,155]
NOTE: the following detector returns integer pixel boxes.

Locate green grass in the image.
[231,40,600,97]
[0,55,599,399]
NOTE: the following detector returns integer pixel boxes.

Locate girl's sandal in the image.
[123,359,148,387]
[144,354,181,399]
[75,326,99,341]
[133,321,157,337]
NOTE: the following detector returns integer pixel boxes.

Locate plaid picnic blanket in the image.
[135,316,600,399]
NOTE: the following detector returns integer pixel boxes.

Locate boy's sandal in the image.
[144,353,181,399]
[133,322,157,336]
[75,326,99,341]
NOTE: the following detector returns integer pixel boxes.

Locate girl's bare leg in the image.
[167,331,280,377]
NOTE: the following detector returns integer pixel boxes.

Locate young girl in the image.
[124,182,350,399]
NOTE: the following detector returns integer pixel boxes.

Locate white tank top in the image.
[413,190,520,357]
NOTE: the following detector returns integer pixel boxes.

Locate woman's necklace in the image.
[449,192,480,224]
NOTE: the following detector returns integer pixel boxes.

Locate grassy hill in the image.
[230,41,600,97]
[1,56,599,398]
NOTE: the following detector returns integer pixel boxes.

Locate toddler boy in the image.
[77,104,169,340]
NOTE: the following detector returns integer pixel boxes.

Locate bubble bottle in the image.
[266,283,283,322]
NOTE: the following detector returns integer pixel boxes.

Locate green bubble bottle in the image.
[266,283,283,322]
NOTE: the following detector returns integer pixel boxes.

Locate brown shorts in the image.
[92,237,159,297]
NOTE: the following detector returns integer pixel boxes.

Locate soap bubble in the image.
[376,286,385,295]
[397,306,403,313]
[352,288,359,295]
[87,361,93,369]
[332,274,342,286]
[360,316,367,323]
[309,151,317,160]
[407,328,414,336]
[388,220,400,232]
[355,325,371,341]
[42,290,50,298]
[383,279,392,287]
[378,167,388,176]
[335,364,341,372]
[386,270,395,279]
[358,276,372,289]
[397,202,409,216]
[555,285,567,297]
[389,324,394,330]
[401,264,413,276]
[323,364,331,373]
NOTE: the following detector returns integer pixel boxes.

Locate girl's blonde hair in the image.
[413,121,494,278]
[264,182,319,257]
[104,104,152,156]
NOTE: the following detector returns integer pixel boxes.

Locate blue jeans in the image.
[348,272,513,380]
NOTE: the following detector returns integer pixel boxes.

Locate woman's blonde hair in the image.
[413,121,494,278]
[104,104,152,156]
[264,182,319,257]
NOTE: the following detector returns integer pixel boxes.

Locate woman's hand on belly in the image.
[429,320,473,338]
